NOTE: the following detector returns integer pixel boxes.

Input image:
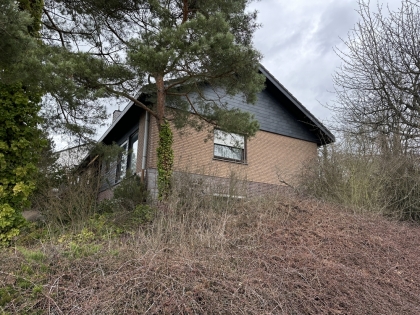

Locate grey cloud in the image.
[313,1,358,55]
[251,0,404,125]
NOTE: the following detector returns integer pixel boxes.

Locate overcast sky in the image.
[248,0,401,126]
[94,0,402,141]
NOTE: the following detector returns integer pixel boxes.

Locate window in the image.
[214,129,246,162]
[115,131,139,183]
[128,132,138,173]
[104,160,110,174]
[115,141,128,183]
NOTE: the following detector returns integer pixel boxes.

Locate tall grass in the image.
[8,147,420,314]
[26,161,286,250]
[134,170,280,251]
[301,139,420,221]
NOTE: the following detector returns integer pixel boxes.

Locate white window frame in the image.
[213,129,246,163]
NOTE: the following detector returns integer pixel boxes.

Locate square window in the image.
[214,129,246,162]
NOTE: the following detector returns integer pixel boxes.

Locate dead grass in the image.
[1,192,420,314]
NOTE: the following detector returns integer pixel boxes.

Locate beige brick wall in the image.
[146,117,317,186]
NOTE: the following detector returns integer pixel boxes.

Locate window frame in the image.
[112,129,140,184]
[115,140,128,184]
[213,129,247,164]
[127,131,139,174]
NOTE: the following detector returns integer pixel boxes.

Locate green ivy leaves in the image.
[157,120,174,200]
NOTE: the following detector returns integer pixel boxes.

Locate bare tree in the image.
[333,0,420,154]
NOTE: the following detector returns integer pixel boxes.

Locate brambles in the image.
[112,175,148,211]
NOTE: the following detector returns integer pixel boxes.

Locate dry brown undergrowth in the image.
[1,191,420,314]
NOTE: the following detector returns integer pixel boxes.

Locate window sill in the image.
[212,157,248,165]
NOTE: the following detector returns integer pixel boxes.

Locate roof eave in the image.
[98,92,142,143]
[258,64,335,145]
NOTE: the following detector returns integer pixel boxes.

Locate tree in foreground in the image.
[0,0,37,76]
[333,0,420,154]
[0,0,46,245]
[42,0,265,197]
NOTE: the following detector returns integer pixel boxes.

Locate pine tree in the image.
[0,0,46,245]
[42,0,265,197]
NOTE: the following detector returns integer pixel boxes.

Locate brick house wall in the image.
[99,113,318,200]
[96,66,334,199]
[145,116,317,196]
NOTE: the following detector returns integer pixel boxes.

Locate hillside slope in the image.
[1,195,420,314]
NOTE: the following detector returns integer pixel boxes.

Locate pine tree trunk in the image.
[156,74,165,130]
[155,74,174,199]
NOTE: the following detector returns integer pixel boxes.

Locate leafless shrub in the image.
[301,137,420,220]
[139,171,252,251]
[333,0,420,151]
[30,167,101,229]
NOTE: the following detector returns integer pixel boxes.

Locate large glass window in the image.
[115,141,128,183]
[114,130,139,183]
[128,132,139,174]
[214,129,245,162]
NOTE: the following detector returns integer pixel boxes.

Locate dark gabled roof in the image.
[98,65,335,146]
[98,92,144,145]
[258,64,334,145]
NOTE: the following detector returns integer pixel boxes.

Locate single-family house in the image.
[97,65,334,199]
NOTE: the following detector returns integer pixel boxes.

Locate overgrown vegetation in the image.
[2,171,420,314]
[0,0,46,246]
[313,0,420,222]
[0,84,46,246]
[301,136,420,221]
[29,160,151,234]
